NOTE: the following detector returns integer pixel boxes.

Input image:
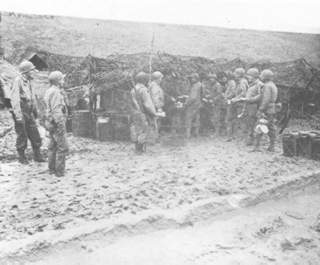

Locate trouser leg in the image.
[267,114,276,151]
[25,115,42,151]
[246,116,256,145]
[14,119,28,153]
[185,110,193,138]
[54,121,68,176]
[48,133,57,172]
[193,112,200,137]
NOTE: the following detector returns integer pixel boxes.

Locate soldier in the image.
[130,72,158,153]
[184,73,202,138]
[44,71,69,177]
[240,68,263,145]
[224,72,237,141]
[253,69,278,152]
[10,61,44,164]
[211,72,227,136]
[149,71,165,133]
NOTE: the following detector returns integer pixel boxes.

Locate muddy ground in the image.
[13,186,320,265]
[1,108,320,242]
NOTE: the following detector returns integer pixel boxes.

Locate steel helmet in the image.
[260,69,274,81]
[48,71,66,83]
[151,71,163,80]
[246,68,259,78]
[135,72,149,84]
[234,68,245,78]
[188,73,200,82]
[18,61,36,74]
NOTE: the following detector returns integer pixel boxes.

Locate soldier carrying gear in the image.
[238,68,264,145]
[253,69,279,152]
[184,73,202,138]
[10,61,44,164]
[44,71,68,177]
[130,72,159,153]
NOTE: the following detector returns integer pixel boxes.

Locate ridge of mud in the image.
[1,171,319,261]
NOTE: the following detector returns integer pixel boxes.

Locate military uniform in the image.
[184,81,202,138]
[243,79,263,144]
[224,79,237,139]
[256,80,278,150]
[44,84,69,176]
[130,82,157,152]
[212,82,226,135]
[10,74,42,161]
[149,80,165,134]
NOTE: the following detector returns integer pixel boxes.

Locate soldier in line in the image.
[253,69,278,152]
[149,71,165,134]
[44,71,69,177]
[130,72,159,153]
[239,68,263,145]
[224,71,237,141]
[184,73,202,138]
[10,61,45,164]
[211,72,227,136]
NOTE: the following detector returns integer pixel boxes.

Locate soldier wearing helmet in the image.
[184,73,202,138]
[10,61,44,164]
[224,69,244,141]
[130,72,158,153]
[253,69,278,152]
[211,72,227,136]
[238,68,264,145]
[44,71,68,177]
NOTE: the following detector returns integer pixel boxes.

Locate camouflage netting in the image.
[6,48,320,115]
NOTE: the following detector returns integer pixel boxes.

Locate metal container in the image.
[95,116,113,141]
[311,134,320,161]
[72,110,93,138]
[282,132,298,157]
[296,132,312,159]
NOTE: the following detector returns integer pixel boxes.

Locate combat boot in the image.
[18,150,28,164]
[33,149,45,162]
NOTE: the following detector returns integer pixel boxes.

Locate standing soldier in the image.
[240,68,263,145]
[253,69,278,152]
[10,61,44,164]
[130,72,158,153]
[224,72,237,141]
[149,71,165,133]
[44,71,68,177]
[233,68,249,137]
[211,73,227,136]
[184,73,202,138]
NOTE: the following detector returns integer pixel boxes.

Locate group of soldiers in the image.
[206,67,279,151]
[1,59,279,176]
[130,67,279,153]
[1,61,68,177]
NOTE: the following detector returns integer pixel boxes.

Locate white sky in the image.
[1,0,320,34]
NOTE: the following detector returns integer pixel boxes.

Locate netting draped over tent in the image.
[9,47,320,115]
